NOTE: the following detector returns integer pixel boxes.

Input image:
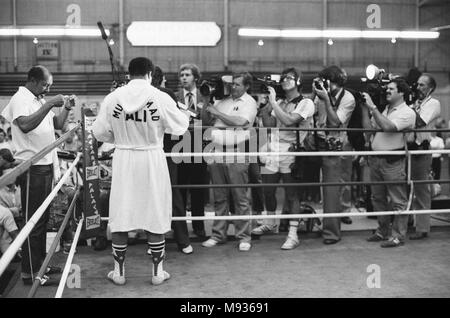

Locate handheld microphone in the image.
[97,21,108,40]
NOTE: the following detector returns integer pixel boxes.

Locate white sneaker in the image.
[107,271,126,285]
[281,236,300,250]
[238,242,251,251]
[202,238,219,248]
[181,245,193,254]
[251,224,278,236]
[151,271,171,285]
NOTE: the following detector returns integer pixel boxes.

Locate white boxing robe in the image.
[92,79,189,234]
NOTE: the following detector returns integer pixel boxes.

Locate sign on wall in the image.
[36,40,59,60]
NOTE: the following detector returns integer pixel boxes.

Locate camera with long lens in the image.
[199,75,232,101]
[254,74,285,98]
[363,64,421,106]
[360,64,396,109]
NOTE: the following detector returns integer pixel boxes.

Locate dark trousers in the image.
[168,159,190,247]
[321,156,343,241]
[248,163,265,214]
[178,161,207,233]
[262,173,300,216]
[432,157,441,180]
[97,188,110,237]
[18,165,53,276]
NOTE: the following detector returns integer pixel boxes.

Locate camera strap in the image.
[329,88,346,111]
[325,89,346,135]
[288,95,304,148]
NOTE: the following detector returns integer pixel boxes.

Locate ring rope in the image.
[100,208,450,222]
[27,188,81,298]
[55,216,84,298]
[165,149,450,157]
[0,153,82,278]
[170,179,450,189]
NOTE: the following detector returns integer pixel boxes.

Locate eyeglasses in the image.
[281,75,296,82]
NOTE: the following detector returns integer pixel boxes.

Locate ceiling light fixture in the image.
[0,26,110,37]
[238,28,439,40]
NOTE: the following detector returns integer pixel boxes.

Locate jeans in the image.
[18,165,53,276]
[369,156,409,240]
[209,163,251,243]
[339,156,353,212]
[322,156,343,240]
[411,154,432,233]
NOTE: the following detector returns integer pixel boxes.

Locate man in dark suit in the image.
[153,66,193,254]
[174,64,209,239]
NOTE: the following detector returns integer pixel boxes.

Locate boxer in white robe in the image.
[93,57,189,286]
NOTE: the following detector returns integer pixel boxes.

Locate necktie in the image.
[187,92,195,112]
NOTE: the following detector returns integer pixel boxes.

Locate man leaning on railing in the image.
[1,65,76,286]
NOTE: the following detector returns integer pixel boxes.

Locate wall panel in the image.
[0,0,447,73]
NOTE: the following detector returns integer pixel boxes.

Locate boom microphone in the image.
[97,21,108,40]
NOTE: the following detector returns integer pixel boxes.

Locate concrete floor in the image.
[7,227,450,298]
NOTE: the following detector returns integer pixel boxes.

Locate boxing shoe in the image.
[151,271,171,285]
[107,271,126,285]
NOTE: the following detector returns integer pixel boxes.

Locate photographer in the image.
[255,68,314,250]
[1,65,75,285]
[311,65,355,245]
[202,72,257,252]
[409,74,441,240]
[361,78,416,248]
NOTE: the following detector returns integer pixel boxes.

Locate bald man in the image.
[2,65,75,286]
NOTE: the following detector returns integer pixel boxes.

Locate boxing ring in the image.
[0,122,450,297]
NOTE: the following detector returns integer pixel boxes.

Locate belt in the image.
[372,148,405,162]
[407,140,430,150]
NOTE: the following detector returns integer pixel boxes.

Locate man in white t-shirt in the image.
[362,78,416,248]
[408,74,441,240]
[1,65,75,286]
[202,72,257,252]
[255,67,314,250]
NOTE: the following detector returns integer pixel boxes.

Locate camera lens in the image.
[314,81,322,90]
